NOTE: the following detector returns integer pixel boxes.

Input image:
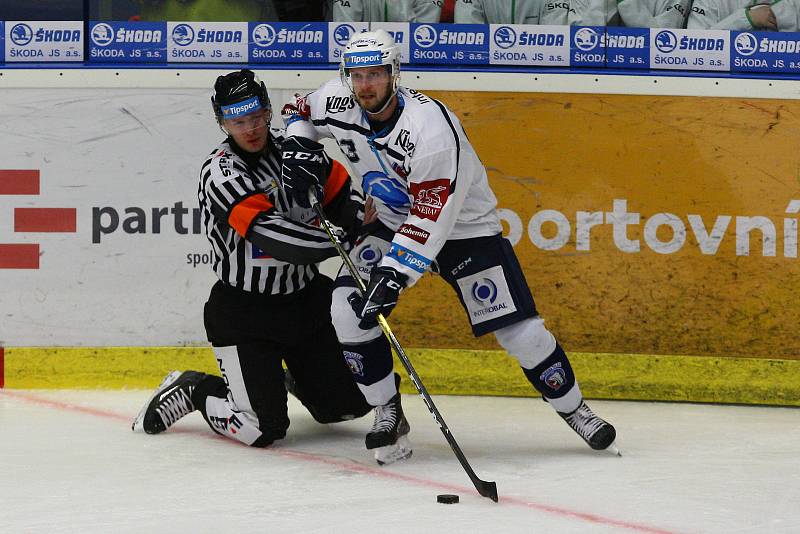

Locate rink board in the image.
[3,346,800,407]
[1,77,798,404]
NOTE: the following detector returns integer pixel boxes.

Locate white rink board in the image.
[0,87,323,346]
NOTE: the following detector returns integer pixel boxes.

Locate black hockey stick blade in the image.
[478,480,499,502]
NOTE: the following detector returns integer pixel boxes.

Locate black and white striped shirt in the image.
[198,130,362,295]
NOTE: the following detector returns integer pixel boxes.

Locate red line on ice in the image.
[0,390,680,534]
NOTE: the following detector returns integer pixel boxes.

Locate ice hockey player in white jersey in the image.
[618,0,691,27]
[454,0,544,23]
[281,30,618,464]
[333,0,443,22]
[686,0,793,30]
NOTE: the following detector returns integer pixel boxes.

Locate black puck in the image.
[437,494,459,504]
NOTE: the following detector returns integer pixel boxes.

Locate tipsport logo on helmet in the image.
[489,24,568,67]
[221,96,261,119]
[731,31,800,74]
[249,22,327,63]
[6,21,83,62]
[167,22,246,63]
[344,50,383,68]
[650,29,729,71]
[411,23,488,65]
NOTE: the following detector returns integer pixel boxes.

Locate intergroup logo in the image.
[333,24,356,46]
[0,170,76,269]
[471,278,498,305]
[413,24,437,48]
[494,26,516,49]
[91,23,114,47]
[654,30,678,53]
[252,24,276,47]
[734,33,758,56]
[574,28,599,51]
[10,23,33,46]
[171,24,195,46]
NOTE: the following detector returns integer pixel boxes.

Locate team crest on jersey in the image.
[410,179,449,221]
[344,351,365,376]
[539,362,566,391]
[394,129,415,157]
[325,95,356,113]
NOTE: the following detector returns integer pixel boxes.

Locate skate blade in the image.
[375,435,413,465]
[131,370,182,432]
[605,441,622,457]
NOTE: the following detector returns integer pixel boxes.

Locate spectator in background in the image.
[618,0,692,27]
[539,0,620,25]
[333,0,443,22]
[454,0,543,23]
[440,0,456,21]
[133,0,280,22]
[686,0,781,29]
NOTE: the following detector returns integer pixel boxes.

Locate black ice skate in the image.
[365,392,412,465]
[131,370,205,434]
[558,400,619,454]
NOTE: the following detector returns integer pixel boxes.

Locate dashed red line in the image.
[15,208,77,232]
[0,390,682,534]
[0,170,39,195]
[0,244,39,269]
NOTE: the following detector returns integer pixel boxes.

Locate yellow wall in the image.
[391,92,800,359]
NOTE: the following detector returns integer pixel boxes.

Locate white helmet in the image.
[339,29,401,96]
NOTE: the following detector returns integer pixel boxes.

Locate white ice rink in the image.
[1,389,798,533]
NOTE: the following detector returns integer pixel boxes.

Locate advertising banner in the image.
[649,28,729,71]
[570,26,606,68]
[488,24,569,67]
[249,22,327,64]
[89,21,167,63]
[5,20,83,62]
[166,21,247,63]
[327,21,370,64]
[410,23,488,65]
[731,31,800,74]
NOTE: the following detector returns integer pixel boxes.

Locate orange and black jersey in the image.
[198,129,363,294]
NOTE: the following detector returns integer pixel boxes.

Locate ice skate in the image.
[132,370,206,434]
[558,400,619,454]
[365,392,413,465]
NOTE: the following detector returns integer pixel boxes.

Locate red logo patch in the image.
[410,179,450,222]
[398,224,430,244]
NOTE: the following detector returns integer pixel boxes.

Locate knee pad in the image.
[494,317,556,369]
[331,285,381,343]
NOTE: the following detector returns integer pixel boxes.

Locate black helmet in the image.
[211,69,271,124]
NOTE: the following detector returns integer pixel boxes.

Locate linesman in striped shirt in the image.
[133,69,375,448]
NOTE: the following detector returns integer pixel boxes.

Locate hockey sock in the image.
[343,335,396,406]
[522,343,582,413]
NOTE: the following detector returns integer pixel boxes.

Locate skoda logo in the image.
[171,23,195,46]
[91,23,114,47]
[574,28,598,51]
[734,32,758,56]
[654,30,678,53]
[494,26,516,49]
[10,23,33,46]
[252,24,276,47]
[333,24,355,46]
[471,278,498,305]
[414,24,437,48]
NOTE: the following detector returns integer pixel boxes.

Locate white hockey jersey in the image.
[618,0,690,27]
[539,0,620,25]
[285,80,503,286]
[687,0,797,30]
[454,0,544,23]
[332,0,443,22]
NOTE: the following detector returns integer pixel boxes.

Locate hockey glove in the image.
[281,136,328,208]
[348,266,408,329]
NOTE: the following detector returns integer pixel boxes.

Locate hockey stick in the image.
[310,192,498,503]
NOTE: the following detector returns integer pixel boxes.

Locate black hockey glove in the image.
[348,266,408,329]
[281,136,327,208]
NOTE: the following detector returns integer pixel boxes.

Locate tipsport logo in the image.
[0,170,76,269]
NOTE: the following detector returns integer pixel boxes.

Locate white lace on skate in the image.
[370,402,398,434]
[155,387,195,429]
[563,402,605,442]
[374,435,413,465]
